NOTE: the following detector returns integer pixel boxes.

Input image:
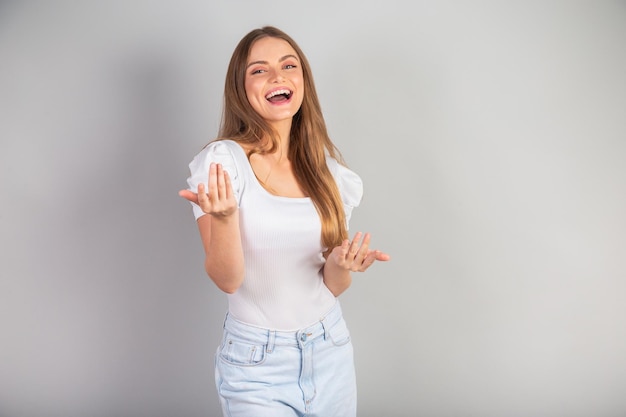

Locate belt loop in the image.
[320,315,330,341]
[222,313,229,329]
[266,330,276,353]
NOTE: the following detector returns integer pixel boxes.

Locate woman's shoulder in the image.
[193,139,248,164]
[325,156,361,182]
[201,138,242,153]
[189,139,247,177]
[326,156,363,207]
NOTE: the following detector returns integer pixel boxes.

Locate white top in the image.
[186,140,363,330]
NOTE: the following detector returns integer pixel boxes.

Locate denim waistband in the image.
[222,301,344,351]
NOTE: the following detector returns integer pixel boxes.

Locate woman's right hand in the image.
[178,163,238,218]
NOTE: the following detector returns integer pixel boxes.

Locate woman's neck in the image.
[267,119,293,157]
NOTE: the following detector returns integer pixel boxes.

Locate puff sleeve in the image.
[186,141,241,220]
[327,157,363,228]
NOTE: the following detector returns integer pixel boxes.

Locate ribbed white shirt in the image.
[186,140,363,330]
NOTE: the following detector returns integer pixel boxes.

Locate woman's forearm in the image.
[202,214,245,293]
[322,261,352,297]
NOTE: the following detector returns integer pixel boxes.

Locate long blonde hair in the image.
[215,26,348,249]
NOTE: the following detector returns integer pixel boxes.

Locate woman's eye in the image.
[251,69,265,75]
[284,64,297,69]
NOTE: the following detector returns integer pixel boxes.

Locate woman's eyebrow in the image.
[246,54,300,69]
[279,54,299,62]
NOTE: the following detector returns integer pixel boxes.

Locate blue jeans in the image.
[214,301,357,417]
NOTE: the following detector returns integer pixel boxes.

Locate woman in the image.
[179,26,389,417]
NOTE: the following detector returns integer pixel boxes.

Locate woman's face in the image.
[244,37,305,125]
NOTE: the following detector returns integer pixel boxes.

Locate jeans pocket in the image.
[328,319,351,347]
[218,332,267,367]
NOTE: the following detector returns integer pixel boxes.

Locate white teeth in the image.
[265,89,291,99]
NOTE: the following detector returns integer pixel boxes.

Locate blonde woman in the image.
[179,26,389,417]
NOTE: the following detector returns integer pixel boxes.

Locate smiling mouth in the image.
[265,88,293,103]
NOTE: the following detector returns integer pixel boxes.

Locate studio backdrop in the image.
[1,2,625,416]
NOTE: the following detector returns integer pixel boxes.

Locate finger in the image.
[178,189,199,204]
[339,239,350,257]
[347,232,363,260]
[197,183,211,210]
[223,170,233,200]
[332,239,350,264]
[216,163,226,199]
[208,163,218,203]
[353,250,383,272]
[358,251,378,271]
[355,232,372,261]
[375,251,391,261]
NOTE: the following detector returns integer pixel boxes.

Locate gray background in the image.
[1,1,625,416]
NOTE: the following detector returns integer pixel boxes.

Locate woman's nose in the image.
[270,68,285,83]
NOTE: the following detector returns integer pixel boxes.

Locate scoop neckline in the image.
[223,140,312,202]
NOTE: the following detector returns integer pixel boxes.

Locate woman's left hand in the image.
[327,232,390,272]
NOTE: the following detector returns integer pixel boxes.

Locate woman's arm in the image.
[179,163,244,293]
[323,232,390,296]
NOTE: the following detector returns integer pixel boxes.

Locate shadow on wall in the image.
[0,10,225,414]
[57,45,227,416]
